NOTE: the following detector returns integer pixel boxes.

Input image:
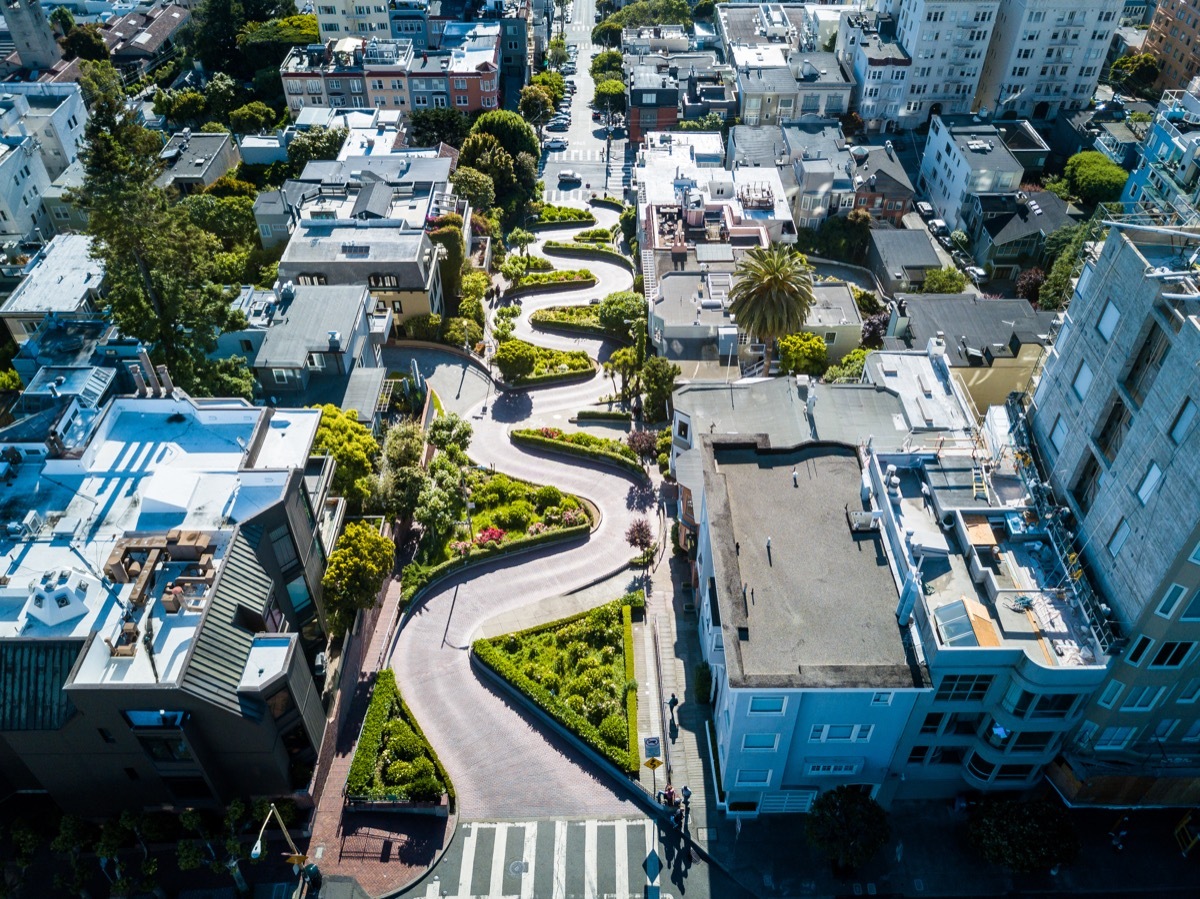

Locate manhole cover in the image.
[507,859,528,876]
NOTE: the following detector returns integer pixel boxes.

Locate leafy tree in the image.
[1109,52,1160,94]
[460,133,518,199]
[728,244,815,371]
[0,370,21,391]
[513,151,539,196]
[951,229,970,253]
[590,49,623,81]
[313,403,379,506]
[204,174,259,199]
[626,517,654,555]
[1040,223,1091,310]
[236,14,318,70]
[796,208,872,261]
[967,799,1079,874]
[920,266,968,294]
[287,126,347,173]
[495,338,538,380]
[49,5,74,36]
[641,356,681,422]
[384,419,426,470]
[155,88,207,127]
[507,227,536,256]
[377,465,429,521]
[461,269,490,304]
[428,412,473,452]
[61,23,109,61]
[180,194,257,250]
[408,107,472,148]
[532,71,565,105]
[605,345,639,399]
[598,290,645,334]
[205,73,239,122]
[414,480,458,544]
[692,0,714,18]
[472,110,540,161]
[824,346,869,382]
[68,61,244,394]
[626,429,657,467]
[429,223,465,300]
[451,166,496,213]
[594,78,627,114]
[519,85,555,128]
[192,0,247,73]
[1064,150,1129,205]
[1041,174,1072,201]
[322,520,395,635]
[1044,222,1086,268]
[1015,267,1046,303]
[548,36,569,69]
[229,101,277,133]
[200,121,231,133]
[861,311,888,349]
[209,355,255,399]
[778,332,828,376]
[592,0,691,43]
[806,786,890,871]
[676,111,726,133]
[592,20,622,46]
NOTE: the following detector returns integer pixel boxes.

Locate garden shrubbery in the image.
[473,597,639,772]
[573,227,615,243]
[511,427,646,477]
[536,204,597,225]
[493,338,595,383]
[542,241,633,268]
[513,268,596,289]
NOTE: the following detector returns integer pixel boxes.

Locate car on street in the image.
[916,201,934,219]
[595,11,602,20]
[544,137,569,151]
[561,64,576,74]
[965,265,989,284]
[928,218,949,236]
[558,170,582,183]
[546,119,569,131]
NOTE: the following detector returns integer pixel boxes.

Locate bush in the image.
[512,427,647,478]
[574,227,615,242]
[542,241,635,269]
[577,409,632,421]
[919,266,968,294]
[493,340,593,382]
[442,316,482,348]
[778,332,829,376]
[968,799,1079,873]
[533,484,563,510]
[346,670,399,797]
[513,269,596,289]
[598,714,626,747]
[536,204,597,225]
[405,313,442,341]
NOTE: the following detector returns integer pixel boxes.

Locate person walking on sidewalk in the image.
[668,693,679,719]
[681,785,692,810]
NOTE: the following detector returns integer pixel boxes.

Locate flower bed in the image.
[511,427,646,478]
[345,669,454,806]
[535,204,597,225]
[542,242,634,270]
[513,268,595,288]
[472,597,640,773]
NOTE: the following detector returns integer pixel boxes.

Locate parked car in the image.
[965,265,989,284]
[561,64,576,74]
[916,201,934,219]
[928,218,949,236]
[544,138,569,151]
[951,249,972,268]
[546,119,569,131]
[559,170,582,183]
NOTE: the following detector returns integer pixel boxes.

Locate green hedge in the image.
[346,670,397,797]
[510,364,598,387]
[531,316,618,340]
[536,204,597,225]
[396,690,456,811]
[472,603,639,774]
[576,409,632,421]
[514,268,595,288]
[542,241,635,269]
[511,428,647,478]
[506,277,598,299]
[573,227,615,243]
[400,522,591,604]
[590,196,627,212]
[622,604,639,769]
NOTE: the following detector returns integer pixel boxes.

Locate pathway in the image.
[388,201,652,821]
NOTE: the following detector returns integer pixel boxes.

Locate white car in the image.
[965,265,989,284]
[544,138,569,151]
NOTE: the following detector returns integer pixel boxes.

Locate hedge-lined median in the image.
[530,305,630,342]
[573,228,616,243]
[513,268,595,288]
[511,427,647,478]
[535,204,597,226]
[590,196,627,212]
[542,241,635,269]
[576,409,632,422]
[472,598,639,774]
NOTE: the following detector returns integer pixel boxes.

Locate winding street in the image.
[384,202,657,820]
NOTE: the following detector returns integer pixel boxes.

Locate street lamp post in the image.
[250,803,313,890]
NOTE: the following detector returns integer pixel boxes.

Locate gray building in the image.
[0,390,339,815]
[1025,222,1200,805]
[0,234,103,346]
[155,130,242,195]
[867,229,943,294]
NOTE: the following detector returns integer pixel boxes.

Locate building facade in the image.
[1120,78,1200,223]
[1145,0,1200,91]
[919,115,1025,230]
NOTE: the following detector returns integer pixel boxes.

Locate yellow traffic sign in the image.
[644,757,663,771]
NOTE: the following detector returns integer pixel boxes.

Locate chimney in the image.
[156,365,175,395]
[138,348,161,396]
[328,330,341,350]
[128,363,148,397]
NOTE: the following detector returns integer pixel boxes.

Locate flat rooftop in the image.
[0,397,320,687]
[0,235,101,315]
[704,439,920,689]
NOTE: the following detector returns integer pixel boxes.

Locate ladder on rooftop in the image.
[972,465,988,502]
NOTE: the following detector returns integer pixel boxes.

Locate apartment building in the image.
[838,0,999,133]
[919,115,1025,230]
[976,0,1122,122]
[1025,222,1200,805]
[316,0,391,41]
[1121,77,1200,222]
[154,131,241,196]
[627,67,681,142]
[0,83,87,182]
[0,387,338,816]
[730,47,850,125]
[1145,0,1200,90]
[0,234,103,345]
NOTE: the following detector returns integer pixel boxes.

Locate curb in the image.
[508,430,650,481]
[388,339,495,382]
[384,807,461,899]
[506,276,598,300]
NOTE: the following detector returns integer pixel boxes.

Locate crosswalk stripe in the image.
[584,819,598,899]
[520,822,538,899]
[614,818,629,899]
[552,820,567,899]
[643,819,658,884]
[489,822,508,897]
[457,824,477,897]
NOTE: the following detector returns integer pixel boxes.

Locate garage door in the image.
[759,790,817,814]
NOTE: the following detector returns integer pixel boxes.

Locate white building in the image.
[918,115,1025,230]
[315,0,391,41]
[976,0,1123,122]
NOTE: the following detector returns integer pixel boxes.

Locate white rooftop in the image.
[0,235,102,316]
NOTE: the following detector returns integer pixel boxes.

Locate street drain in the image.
[508,859,529,876]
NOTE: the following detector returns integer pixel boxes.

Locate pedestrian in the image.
[673,807,684,830]
[791,467,798,487]
[766,536,771,551]
[681,785,692,808]
[668,693,679,716]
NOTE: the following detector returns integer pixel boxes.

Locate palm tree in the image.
[728,244,815,373]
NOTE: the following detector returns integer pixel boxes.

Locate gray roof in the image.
[299,156,452,187]
[181,529,274,713]
[809,383,911,450]
[154,131,234,185]
[854,144,914,195]
[350,180,393,219]
[887,295,1058,367]
[727,125,786,166]
[792,52,845,85]
[0,235,102,315]
[739,67,800,94]
[254,189,288,217]
[981,191,1073,247]
[938,116,1024,175]
[255,285,367,368]
[304,366,386,425]
[702,438,919,689]
[0,639,84,730]
[869,229,941,278]
[279,228,433,286]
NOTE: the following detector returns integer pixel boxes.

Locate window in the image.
[806,761,861,775]
[1096,396,1131,463]
[1013,731,1055,752]
[1095,725,1137,750]
[908,745,930,764]
[1098,680,1123,709]
[810,724,873,742]
[1178,679,1200,704]
[1171,398,1196,443]
[748,696,785,714]
[1137,463,1162,504]
[1050,416,1068,452]
[1121,685,1165,711]
[741,733,779,751]
[123,710,186,729]
[1151,641,1194,669]
[1154,719,1179,740]
[1072,360,1093,400]
[270,524,298,570]
[287,575,313,615]
[1127,635,1153,666]
[138,734,193,762]
[1107,519,1130,557]
[1123,323,1170,407]
[1184,721,1200,742]
[265,687,295,720]
[1157,584,1187,619]
[871,692,893,706]
[735,768,771,785]
[920,713,943,734]
[935,674,993,702]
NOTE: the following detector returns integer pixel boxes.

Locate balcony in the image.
[369,309,393,344]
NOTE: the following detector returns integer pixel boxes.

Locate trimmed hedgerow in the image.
[535,204,597,225]
[511,427,646,478]
[542,241,635,269]
[622,604,639,768]
[576,409,632,422]
[590,196,627,212]
[513,268,595,288]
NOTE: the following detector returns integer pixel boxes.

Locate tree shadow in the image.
[489,390,534,423]
[626,480,657,511]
